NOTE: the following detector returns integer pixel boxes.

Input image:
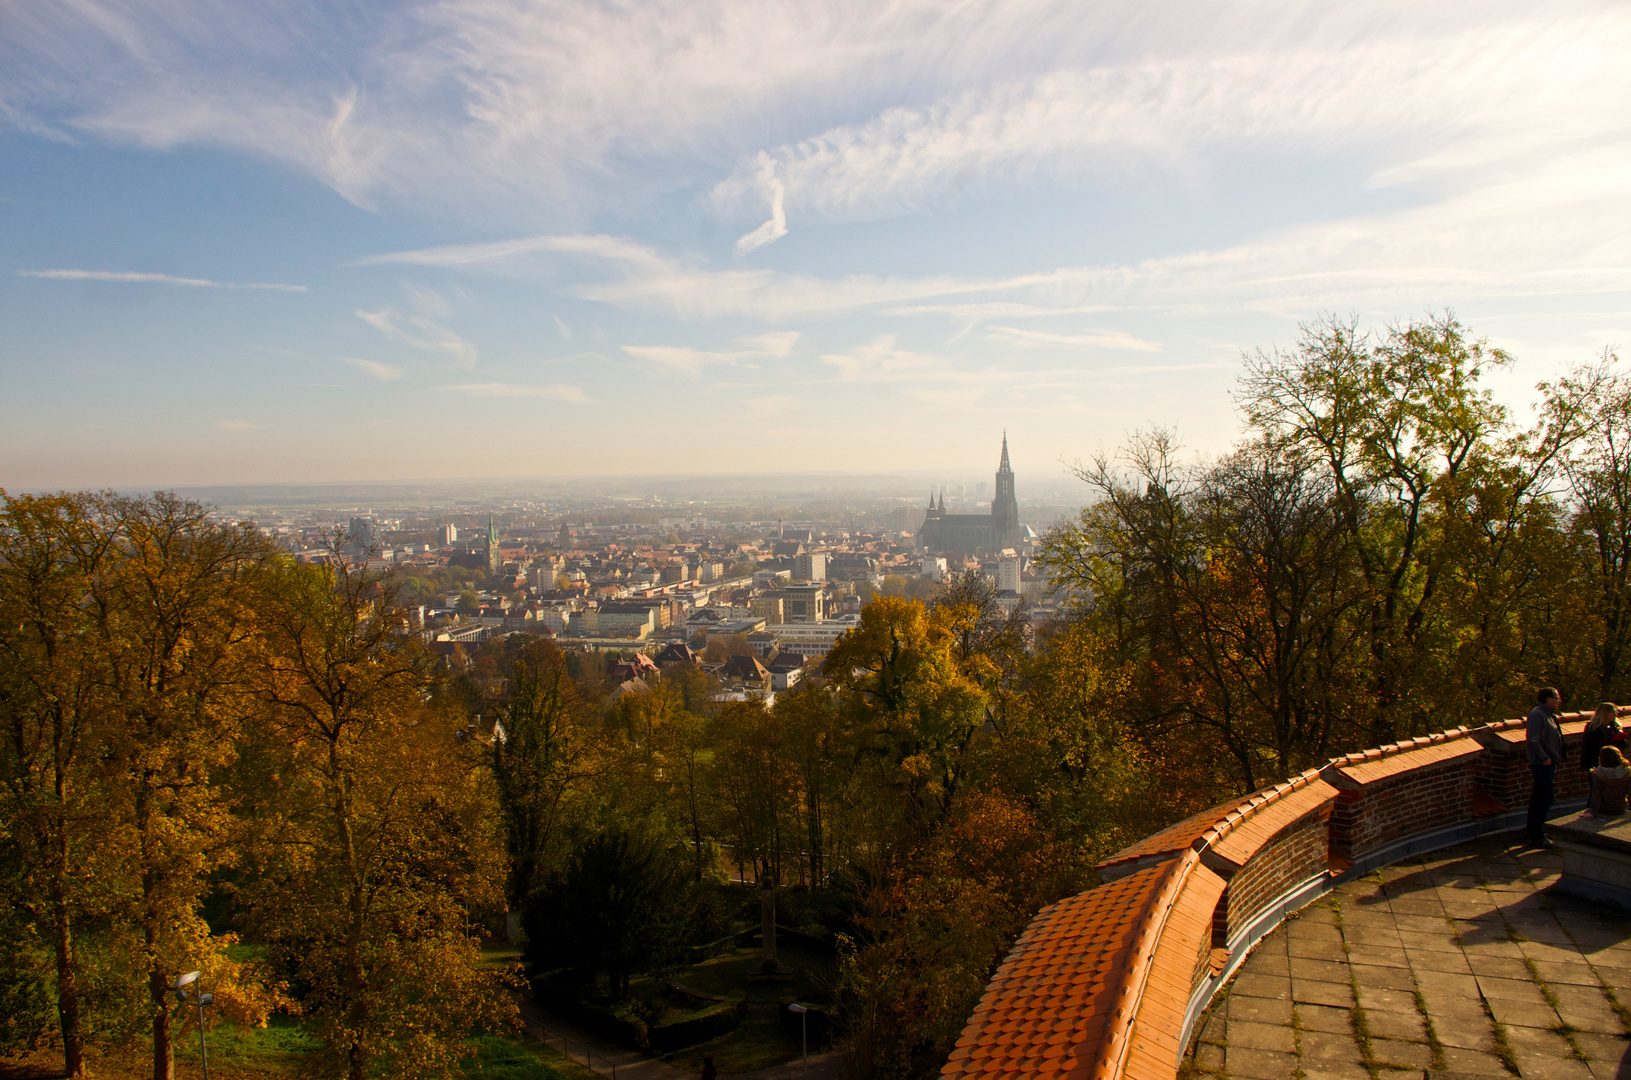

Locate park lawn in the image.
[481,939,526,971]
[618,944,834,1074]
[461,1033,605,1080]
[661,1025,807,1075]
[172,1013,322,1073]
[646,944,835,1008]
[0,1022,592,1080]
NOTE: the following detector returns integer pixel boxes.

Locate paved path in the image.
[519,997,843,1080]
[1186,835,1631,1079]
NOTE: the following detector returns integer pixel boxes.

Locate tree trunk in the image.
[139,776,176,1080]
[51,828,86,1079]
[149,959,174,1080]
[332,745,369,1080]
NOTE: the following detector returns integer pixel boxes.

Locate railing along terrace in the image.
[941,708,1621,1080]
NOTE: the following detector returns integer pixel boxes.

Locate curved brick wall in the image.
[942,709,1620,1080]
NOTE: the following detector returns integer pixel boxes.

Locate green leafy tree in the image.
[491,640,594,911]
[523,825,692,999]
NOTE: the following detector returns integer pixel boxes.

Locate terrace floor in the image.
[1185,837,1631,1080]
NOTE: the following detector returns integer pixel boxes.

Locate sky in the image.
[2,0,1628,490]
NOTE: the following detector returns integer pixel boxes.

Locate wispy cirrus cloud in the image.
[356,309,478,368]
[361,137,1631,326]
[622,331,800,377]
[11,0,1622,230]
[342,356,404,382]
[19,268,305,291]
[989,326,1161,352]
[822,335,948,383]
[444,382,589,403]
[710,13,1630,232]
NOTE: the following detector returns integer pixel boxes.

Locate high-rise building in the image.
[997,555,1022,594]
[795,552,827,581]
[348,517,377,551]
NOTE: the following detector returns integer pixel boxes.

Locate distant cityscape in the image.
[220,437,1074,706]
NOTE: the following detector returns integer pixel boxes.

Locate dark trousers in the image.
[1528,762,1556,842]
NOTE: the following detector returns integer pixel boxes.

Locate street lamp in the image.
[788,1004,809,1080]
[172,970,214,1080]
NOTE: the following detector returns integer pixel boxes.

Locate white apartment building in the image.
[997,555,1022,594]
[771,615,862,659]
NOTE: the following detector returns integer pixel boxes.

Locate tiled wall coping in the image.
[944,707,1629,1080]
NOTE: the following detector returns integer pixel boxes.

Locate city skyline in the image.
[2,0,1627,489]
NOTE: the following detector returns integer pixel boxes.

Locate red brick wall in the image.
[1223,807,1330,941]
[1344,759,1477,854]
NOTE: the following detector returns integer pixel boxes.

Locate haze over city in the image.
[2,0,1626,491]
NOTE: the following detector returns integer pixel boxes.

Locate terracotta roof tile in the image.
[941,861,1181,1080]
[1333,737,1482,786]
[1095,796,1251,876]
[1204,778,1339,870]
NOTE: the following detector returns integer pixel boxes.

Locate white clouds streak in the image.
[989,327,1161,352]
[11,1,1624,227]
[709,13,1630,230]
[623,331,801,377]
[342,356,404,382]
[733,154,788,255]
[822,335,944,383]
[19,268,305,291]
[356,308,478,368]
[362,140,1631,326]
[444,382,589,403]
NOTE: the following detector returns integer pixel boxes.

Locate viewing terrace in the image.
[943,711,1631,1080]
[1188,839,1631,1079]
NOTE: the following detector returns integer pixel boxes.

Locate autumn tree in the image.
[248,557,510,1080]
[823,597,986,845]
[1237,313,1528,742]
[0,492,116,1078]
[491,638,595,913]
[774,685,842,887]
[1553,352,1631,699]
[705,701,796,885]
[94,494,283,1080]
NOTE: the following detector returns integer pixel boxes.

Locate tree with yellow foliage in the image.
[0,492,116,1078]
[249,557,511,1080]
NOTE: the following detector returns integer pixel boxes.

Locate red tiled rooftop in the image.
[943,862,1178,1080]
[1094,797,1251,876]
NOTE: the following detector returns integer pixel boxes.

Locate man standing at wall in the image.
[1527,687,1565,848]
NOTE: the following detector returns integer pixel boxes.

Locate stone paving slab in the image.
[1185,835,1631,1080]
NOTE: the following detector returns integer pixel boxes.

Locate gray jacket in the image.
[1527,704,1565,767]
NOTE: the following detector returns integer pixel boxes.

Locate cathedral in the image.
[918,434,1025,554]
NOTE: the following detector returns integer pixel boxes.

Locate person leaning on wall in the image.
[1581,702,1626,774]
[1526,687,1565,849]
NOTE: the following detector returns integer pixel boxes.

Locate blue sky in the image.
[2,0,1628,489]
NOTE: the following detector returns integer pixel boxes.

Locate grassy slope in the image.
[0,1023,600,1080]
